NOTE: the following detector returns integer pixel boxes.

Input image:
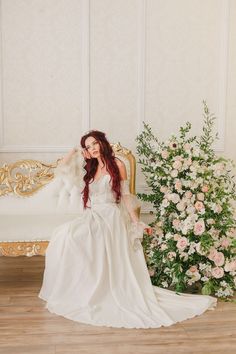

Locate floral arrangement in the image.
[136,101,236,300]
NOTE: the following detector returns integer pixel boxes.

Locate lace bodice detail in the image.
[89,174,116,206]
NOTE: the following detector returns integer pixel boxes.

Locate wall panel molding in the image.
[137,0,146,135]
[214,0,230,152]
[0,0,90,153]
[81,0,90,135]
[0,0,4,147]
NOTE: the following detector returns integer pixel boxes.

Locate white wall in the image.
[0,0,235,216]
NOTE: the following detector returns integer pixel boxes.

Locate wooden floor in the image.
[0,256,235,354]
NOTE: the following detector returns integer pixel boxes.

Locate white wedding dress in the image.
[38,157,217,329]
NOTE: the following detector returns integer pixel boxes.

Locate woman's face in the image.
[84,136,101,158]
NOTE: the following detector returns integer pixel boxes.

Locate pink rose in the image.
[221,239,230,249]
[208,248,218,261]
[211,267,224,278]
[172,219,181,229]
[213,252,225,267]
[175,180,182,191]
[185,191,193,199]
[194,219,205,235]
[208,249,225,266]
[201,185,209,193]
[195,201,205,212]
[177,237,188,250]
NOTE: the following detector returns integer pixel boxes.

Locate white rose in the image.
[197,193,205,201]
[176,202,186,211]
[171,169,178,178]
[173,160,182,170]
[171,193,181,204]
[162,199,170,208]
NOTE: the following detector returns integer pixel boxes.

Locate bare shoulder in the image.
[115,157,127,180]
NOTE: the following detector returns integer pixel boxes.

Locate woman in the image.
[38,130,217,329]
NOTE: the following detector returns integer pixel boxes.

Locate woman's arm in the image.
[58,147,78,166]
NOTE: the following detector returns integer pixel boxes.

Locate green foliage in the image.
[136,102,236,300]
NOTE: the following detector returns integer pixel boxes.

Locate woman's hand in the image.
[132,220,153,236]
[81,148,92,160]
[58,147,78,166]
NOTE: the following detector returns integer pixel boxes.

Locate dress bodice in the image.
[89,174,117,207]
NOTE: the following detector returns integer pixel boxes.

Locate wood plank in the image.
[0,256,235,354]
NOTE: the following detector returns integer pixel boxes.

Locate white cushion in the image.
[0,178,83,215]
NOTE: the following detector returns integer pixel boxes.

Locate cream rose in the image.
[197,193,205,201]
[167,251,176,260]
[161,150,169,159]
[224,260,236,272]
[173,233,181,241]
[176,202,186,212]
[173,160,182,170]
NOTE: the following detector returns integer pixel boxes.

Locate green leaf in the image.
[201,282,212,295]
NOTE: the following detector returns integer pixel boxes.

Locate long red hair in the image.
[80,130,121,209]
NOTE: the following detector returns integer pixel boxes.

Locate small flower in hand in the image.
[144,226,153,236]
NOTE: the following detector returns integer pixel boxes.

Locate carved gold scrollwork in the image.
[0,159,60,197]
[111,142,136,194]
[0,241,49,257]
[111,142,131,155]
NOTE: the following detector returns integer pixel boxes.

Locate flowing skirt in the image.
[38,203,217,329]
